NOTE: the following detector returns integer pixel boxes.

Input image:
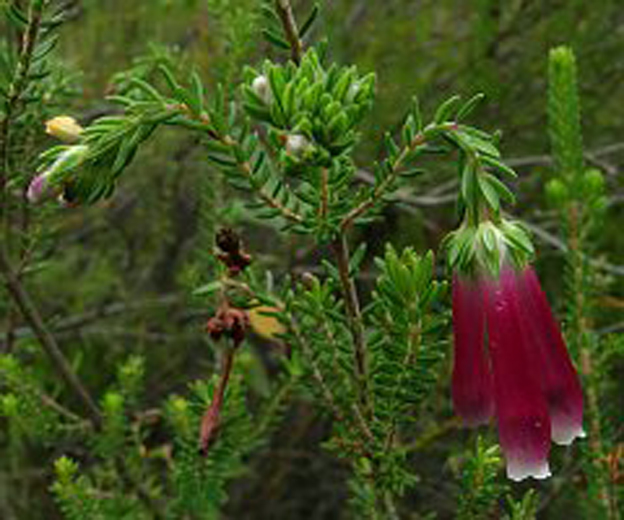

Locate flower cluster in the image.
[448,220,584,481]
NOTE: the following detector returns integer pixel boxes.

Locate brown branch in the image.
[241,159,303,223]
[39,393,85,423]
[0,246,102,428]
[331,234,369,411]
[274,0,304,64]
[1,247,171,517]
[319,167,329,220]
[1,1,51,354]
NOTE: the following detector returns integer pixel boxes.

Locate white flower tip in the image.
[506,458,551,482]
[552,423,586,446]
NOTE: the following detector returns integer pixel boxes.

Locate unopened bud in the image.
[45,116,84,143]
[27,171,52,203]
[300,272,317,290]
[252,75,272,104]
[582,168,604,196]
[545,179,569,208]
[285,134,310,157]
[29,145,88,205]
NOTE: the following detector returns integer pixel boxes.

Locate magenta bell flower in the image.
[452,265,584,481]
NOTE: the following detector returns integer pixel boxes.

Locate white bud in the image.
[285,134,310,157]
[346,81,361,103]
[252,75,272,104]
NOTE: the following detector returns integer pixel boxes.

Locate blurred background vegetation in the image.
[1,0,623,518]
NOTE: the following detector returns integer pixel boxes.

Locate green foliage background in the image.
[1,0,623,518]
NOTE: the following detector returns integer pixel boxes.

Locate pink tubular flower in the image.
[451,276,493,426]
[452,265,584,481]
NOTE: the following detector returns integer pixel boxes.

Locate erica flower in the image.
[28,145,89,204]
[27,171,53,203]
[448,220,584,481]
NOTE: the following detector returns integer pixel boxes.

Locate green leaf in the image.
[262,29,290,50]
[458,130,500,158]
[299,3,320,38]
[349,242,368,276]
[481,154,517,177]
[193,281,222,296]
[484,173,515,204]
[411,96,423,133]
[434,95,461,123]
[456,93,486,121]
[477,173,500,212]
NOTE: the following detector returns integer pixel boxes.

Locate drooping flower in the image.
[448,219,584,481]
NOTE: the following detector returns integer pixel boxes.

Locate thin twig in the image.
[504,141,624,172]
[289,318,345,423]
[220,135,304,224]
[199,347,235,455]
[2,295,181,342]
[39,393,86,424]
[0,0,49,224]
[523,221,624,276]
[319,167,329,220]
[238,158,303,223]
[355,169,457,207]
[341,131,430,230]
[331,234,370,412]
[0,246,102,428]
[274,0,304,64]
[1,1,50,354]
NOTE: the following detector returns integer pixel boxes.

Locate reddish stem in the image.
[199,348,235,456]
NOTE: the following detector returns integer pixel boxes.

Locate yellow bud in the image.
[45,116,84,143]
[248,305,285,340]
